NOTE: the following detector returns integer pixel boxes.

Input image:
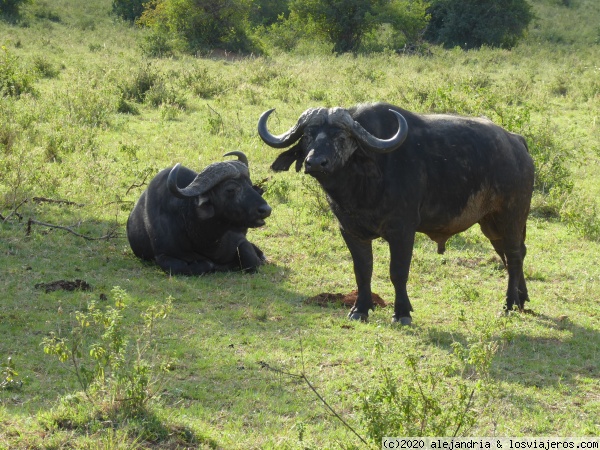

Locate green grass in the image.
[1,0,600,447]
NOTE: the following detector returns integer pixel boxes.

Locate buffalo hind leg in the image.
[340,229,374,322]
[480,218,529,312]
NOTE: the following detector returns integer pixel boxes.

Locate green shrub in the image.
[42,287,174,418]
[425,0,533,49]
[119,64,161,103]
[138,0,259,53]
[361,329,497,442]
[180,66,223,99]
[32,55,59,78]
[0,0,30,17]
[139,29,175,57]
[112,0,145,22]
[0,45,36,97]
[288,0,429,53]
[144,80,186,109]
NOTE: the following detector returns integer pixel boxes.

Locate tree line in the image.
[111,0,534,55]
[0,0,535,54]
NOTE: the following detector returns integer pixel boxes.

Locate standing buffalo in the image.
[258,103,534,324]
[127,152,271,275]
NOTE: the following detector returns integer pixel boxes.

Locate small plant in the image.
[144,81,185,109]
[119,64,161,103]
[180,66,223,99]
[32,55,59,78]
[1,356,22,391]
[360,333,497,442]
[42,287,173,418]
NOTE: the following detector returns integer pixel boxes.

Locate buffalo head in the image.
[257,107,408,176]
[167,151,271,227]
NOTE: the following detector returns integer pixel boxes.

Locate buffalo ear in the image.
[195,196,215,219]
[270,144,303,172]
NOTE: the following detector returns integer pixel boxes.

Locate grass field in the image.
[1,0,600,448]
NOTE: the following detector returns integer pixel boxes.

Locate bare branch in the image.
[259,360,372,448]
[452,388,476,438]
[2,199,28,223]
[32,197,84,207]
[125,172,151,196]
[207,103,224,134]
[26,218,122,241]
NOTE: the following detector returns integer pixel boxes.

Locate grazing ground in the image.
[1,0,599,448]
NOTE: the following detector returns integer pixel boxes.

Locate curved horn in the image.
[349,109,409,153]
[167,162,242,199]
[258,108,314,149]
[223,151,248,166]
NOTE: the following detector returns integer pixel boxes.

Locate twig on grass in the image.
[32,197,84,207]
[27,218,122,241]
[258,359,371,448]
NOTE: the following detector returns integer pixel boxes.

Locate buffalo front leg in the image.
[340,229,374,322]
[387,232,415,325]
[155,254,215,275]
[236,240,266,273]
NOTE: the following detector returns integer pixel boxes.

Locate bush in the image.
[425,0,533,49]
[119,64,161,103]
[42,287,174,418]
[138,0,259,54]
[0,45,37,97]
[112,0,145,22]
[361,328,498,442]
[0,0,29,17]
[287,0,429,53]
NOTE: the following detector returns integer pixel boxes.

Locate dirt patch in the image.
[304,290,388,308]
[35,279,92,293]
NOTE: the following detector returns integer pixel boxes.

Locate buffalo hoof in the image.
[392,316,412,326]
[348,311,369,322]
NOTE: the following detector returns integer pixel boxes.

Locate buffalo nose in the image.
[305,154,329,172]
[258,204,272,218]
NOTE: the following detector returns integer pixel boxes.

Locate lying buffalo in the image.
[258,103,534,324]
[127,151,271,275]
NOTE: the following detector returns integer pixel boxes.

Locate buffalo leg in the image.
[340,229,374,321]
[387,232,415,325]
[236,240,265,273]
[480,216,528,312]
[504,244,526,311]
[155,254,214,275]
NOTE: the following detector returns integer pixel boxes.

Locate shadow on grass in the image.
[423,311,600,390]
[42,392,219,449]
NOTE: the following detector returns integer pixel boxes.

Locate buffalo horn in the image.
[258,108,317,149]
[167,161,245,199]
[223,151,249,166]
[349,109,409,153]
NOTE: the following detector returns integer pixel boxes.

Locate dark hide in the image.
[260,102,534,324]
[127,162,271,275]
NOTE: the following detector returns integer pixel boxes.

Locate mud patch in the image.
[304,290,388,308]
[35,279,92,293]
